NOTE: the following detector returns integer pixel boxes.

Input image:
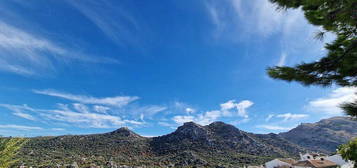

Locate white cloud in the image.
[13,111,36,121]
[172,115,195,125]
[308,87,357,115]
[265,114,274,122]
[140,113,144,121]
[0,21,116,76]
[220,100,237,111]
[0,124,42,130]
[257,125,293,131]
[68,0,142,47]
[185,108,196,114]
[158,121,176,128]
[1,89,170,129]
[276,113,309,121]
[206,0,296,38]
[172,99,253,125]
[139,105,167,116]
[236,100,253,118]
[127,105,167,119]
[195,110,222,125]
[40,108,141,128]
[1,103,144,129]
[33,89,139,107]
[73,103,89,113]
[206,0,332,68]
[93,105,110,113]
[172,101,196,115]
[220,100,253,118]
[277,52,287,66]
[0,104,36,120]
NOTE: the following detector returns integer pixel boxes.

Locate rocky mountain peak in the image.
[175,122,209,139]
[109,127,140,137]
[182,121,201,127]
[208,121,227,127]
[207,121,244,137]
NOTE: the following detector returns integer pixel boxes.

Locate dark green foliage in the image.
[267,35,357,87]
[267,0,357,117]
[338,138,357,168]
[269,0,356,36]
[341,101,357,118]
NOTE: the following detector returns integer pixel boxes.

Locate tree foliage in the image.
[266,0,357,163]
[267,0,357,116]
[338,138,357,168]
[0,138,28,168]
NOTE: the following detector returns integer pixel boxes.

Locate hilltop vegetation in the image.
[6,117,357,168]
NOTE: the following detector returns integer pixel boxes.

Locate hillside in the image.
[149,122,304,167]
[13,117,357,168]
[279,117,357,154]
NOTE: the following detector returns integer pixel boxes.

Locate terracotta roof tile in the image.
[293,160,337,168]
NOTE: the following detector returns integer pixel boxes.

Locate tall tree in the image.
[267,0,357,117]
[0,138,28,168]
[266,0,357,165]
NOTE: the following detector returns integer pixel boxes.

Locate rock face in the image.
[150,121,305,167]
[279,117,357,153]
[16,117,357,167]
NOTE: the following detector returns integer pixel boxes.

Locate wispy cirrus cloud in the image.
[33,89,139,107]
[276,113,309,121]
[0,104,36,120]
[0,124,42,130]
[205,0,334,68]
[1,103,144,129]
[277,52,287,66]
[0,89,170,129]
[265,114,275,122]
[206,0,301,38]
[0,20,118,76]
[68,0,144,47]
[263,113,308,123]
[257,124,293,131]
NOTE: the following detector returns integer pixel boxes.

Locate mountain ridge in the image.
[13,116,357,167]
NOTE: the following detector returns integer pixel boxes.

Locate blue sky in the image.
[0,0,356,137]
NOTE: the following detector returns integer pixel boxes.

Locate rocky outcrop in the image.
[279,117,357,153]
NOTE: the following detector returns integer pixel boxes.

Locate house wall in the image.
[326,155,347,166]
[265,159,292,168]
[300,154,314,161]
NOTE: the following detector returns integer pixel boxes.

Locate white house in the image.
[326,154,354,168]
[265,158,296,168]
[299,153,327,161]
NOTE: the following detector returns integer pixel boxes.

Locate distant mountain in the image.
[19,127,154,167]
[279,116,357,154]
[14,117,356,168]
[150,121,304,167]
